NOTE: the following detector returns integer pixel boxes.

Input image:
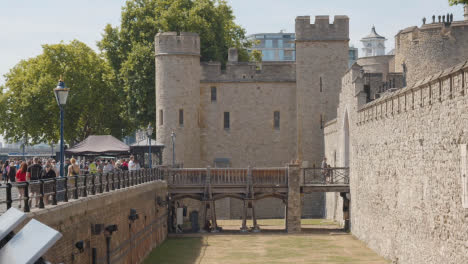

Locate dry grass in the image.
[143,219,390,264]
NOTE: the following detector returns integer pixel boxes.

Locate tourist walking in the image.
[26,157,43,208]
[1,160,9,184]
[15,162,27,208]
[43,164,56,205]
[321,157,329,183]
[128,156,136,171]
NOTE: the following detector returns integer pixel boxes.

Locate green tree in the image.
[449,0,468,5]
[0,41,127,146]
[98,0,250,130]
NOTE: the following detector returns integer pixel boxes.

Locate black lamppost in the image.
[54,79,69,177]
[171,131,176,167]
[146,124,153,168]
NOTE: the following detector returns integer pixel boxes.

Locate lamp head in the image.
[146,124,153,137]
[54,78,70,106]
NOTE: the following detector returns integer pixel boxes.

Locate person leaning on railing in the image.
[43,164,56,205]
[67,158,80,194]
[15,162,27,208]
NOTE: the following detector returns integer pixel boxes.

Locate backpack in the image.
[7,166,16,182]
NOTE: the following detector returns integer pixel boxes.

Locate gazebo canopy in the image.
[66,135,130,156]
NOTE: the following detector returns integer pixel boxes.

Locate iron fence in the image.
[0,167,167,214]
[302,167,349,185]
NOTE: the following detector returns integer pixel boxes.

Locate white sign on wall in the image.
[459,144,468,208]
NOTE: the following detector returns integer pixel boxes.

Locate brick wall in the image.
[18,181,168,264]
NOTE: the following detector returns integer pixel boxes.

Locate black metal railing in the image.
[302,167,349,185]
[0,167,168,215]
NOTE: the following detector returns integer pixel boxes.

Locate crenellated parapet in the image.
[357,60,468,125]
[155,32,200,56]
[200,61,296,83]
[394,20,468,87]
[295,15,349,41]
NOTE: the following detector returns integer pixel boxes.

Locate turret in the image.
[295,15,349,166]
[155,32,201,167]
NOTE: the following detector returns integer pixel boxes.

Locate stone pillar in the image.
[228,48,238,62]
[287,164,301,233]
[340,192,350,232]
[465,4,468,21]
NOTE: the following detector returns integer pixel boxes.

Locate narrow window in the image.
[320,114,323,129]
[179,109,184,126]
[211,86,217,102]
[159,109,163,126]
[320,77,323,92]
[274,111,280,129]
[224,112,230,129]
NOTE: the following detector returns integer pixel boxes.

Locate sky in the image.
[0,0,465,143]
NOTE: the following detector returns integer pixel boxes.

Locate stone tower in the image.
[155,32,201,167]
[360,26,386,57]
[295,16,349,166]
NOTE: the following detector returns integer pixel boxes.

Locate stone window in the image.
[274,111,280,129]
[320,77,323,92]
[211,86,217,102]
[224,112,230,130]
[159,109,163,126]
[179,109,184,126]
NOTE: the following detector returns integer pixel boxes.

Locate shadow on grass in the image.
[142,237,204,264]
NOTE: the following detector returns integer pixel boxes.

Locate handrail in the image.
[0,167,167,215]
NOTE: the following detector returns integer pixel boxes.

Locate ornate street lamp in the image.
[146,124,153,168]
[171,131,176,167]
[54,78,69,177]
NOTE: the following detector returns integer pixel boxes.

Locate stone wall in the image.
[328,60,468,264]
[19,181,168,264]
[199,82,297,167]
[394,21,468,88]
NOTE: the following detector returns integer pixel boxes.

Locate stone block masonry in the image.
[329,61,468,263]
[15,181,168,264]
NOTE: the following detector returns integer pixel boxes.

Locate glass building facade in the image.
[247,32,358,67]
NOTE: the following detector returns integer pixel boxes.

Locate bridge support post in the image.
[286,164,301,233]
[241,200,248,232]
[340,192,350,232]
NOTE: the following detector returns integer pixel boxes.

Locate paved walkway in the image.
[143,220,389,264]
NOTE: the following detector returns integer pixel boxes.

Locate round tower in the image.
[155,32,201,167]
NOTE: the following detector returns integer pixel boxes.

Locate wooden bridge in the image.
[166,166,350,232]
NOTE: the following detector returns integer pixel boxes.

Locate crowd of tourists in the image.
[0,155,141,208]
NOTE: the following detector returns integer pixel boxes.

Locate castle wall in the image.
[20,181,168,264]
[328,61,468,264]
[198,81,297,167]
[357,55,394,80]
[295,16,349,167]
[155,32,201,167]
[394,21,468,88]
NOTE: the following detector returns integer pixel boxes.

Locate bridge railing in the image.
[302,167,349,185]
[252,168,288,186]
[167,167,288,186]
[0,167,166,215]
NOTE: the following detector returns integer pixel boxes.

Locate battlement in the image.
[200,61,296,83]
[155,32,200,56]
[357,60,468,125]
[295,15,349,41]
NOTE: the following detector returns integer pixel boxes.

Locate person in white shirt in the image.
[128,156,137,171]
[103,161,114,174]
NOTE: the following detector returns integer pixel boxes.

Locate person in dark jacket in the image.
[43,164,56,205]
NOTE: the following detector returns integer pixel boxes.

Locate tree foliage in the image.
[449,0,468,5]
[0,41,127,145]
[98,0,250,129]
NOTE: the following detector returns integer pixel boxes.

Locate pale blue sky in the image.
[0,0,464,144]
[0,0,464,87]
